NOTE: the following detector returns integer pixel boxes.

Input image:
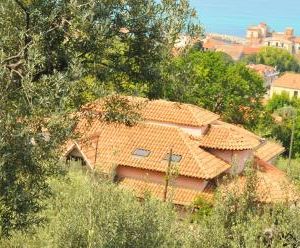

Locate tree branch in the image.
[1,42,32,65]
[15,0,28,12]
[15,0,31,61]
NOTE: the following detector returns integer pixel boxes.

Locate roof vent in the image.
[164,153,182,163]
[133,148,151,157]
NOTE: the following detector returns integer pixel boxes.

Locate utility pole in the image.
[277,106,297,168]
[163,148,173,202]
[94,135,100,166]
[288,110,297,167]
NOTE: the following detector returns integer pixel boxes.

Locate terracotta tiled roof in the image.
[273,72,300,90]
[82,96,219,127]
[199,124,261,150]
[243,47,261,55]
[214,121,261,139]
[202,38,226,49]
[142,99,219,127]
[220,160,298,203]
[256,160,298,203]
[293,37,300,43]
[215,44,244,61]
[255,141,285,161]
[247,64,277,75]
[119,178,213,206]
[68,119,231,179]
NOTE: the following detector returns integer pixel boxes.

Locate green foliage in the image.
[270,110,300,158]
[0,0,202,235]
[190,197,213,222]
[276,157,300,183]
[1,0,202,104]
[185,167,300,248]
[259,94,300,157]
[162,50,265,127]
[0,169,184,247]
[0,3,82,234]
[1,167,300,247]
[102,95,146,126]
[266,92,294,112]
[244,47,300,72]
[0,63,76,236]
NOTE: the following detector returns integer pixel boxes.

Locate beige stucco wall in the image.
[270,86,300,98]
[264,40,294,53]
[295,43,300,54]
[207,149,253,175]
[145,120,207,137]
[116,166,208,191]
[246,30,260,39]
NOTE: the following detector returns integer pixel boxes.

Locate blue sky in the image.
[189,0,300,36]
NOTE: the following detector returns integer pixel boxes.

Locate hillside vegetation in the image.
[1,166,300,247]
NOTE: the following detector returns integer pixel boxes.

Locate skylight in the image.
[133,148,151,157]
[164,153,182,163]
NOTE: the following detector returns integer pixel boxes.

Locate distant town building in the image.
[247,23,300,55]
[202,38,228,51]
[271,72,300,98]
[215,44,245,61]
[202,38,261,61]
[246,64,279,89]
[195,23,300,61]
[246,22,270,44]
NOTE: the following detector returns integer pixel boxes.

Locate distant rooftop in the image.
[273,72,300,90]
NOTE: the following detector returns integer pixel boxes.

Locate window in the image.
[164,153,182,163]
[276,42,279,47]
[294,91,298,98]
[268,42,271,46]
[66,155,86,166]
[281,43,284,47]
[132,148,151,157]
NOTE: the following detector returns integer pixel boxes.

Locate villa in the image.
[271,72,300,98]
[63,97,298,206]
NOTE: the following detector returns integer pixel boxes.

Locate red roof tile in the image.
[255,141,285,161]
[221,160,299,203]
[199,124,261,150]
[119,178,213,206]
[273,72,300,90]
[67,119,231,179]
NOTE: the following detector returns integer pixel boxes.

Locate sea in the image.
[190,0,300,37]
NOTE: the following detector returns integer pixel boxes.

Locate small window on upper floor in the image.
[132,148,151,157]
[294,91,298,98]
[164,153,182,163]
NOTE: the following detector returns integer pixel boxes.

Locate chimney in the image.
[285,27,294,39]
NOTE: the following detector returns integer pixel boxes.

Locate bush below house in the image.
[1,165,300,248]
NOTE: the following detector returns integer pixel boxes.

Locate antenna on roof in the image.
[94,135,100,165]
[163,148,173,202]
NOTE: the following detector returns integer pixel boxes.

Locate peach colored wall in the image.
[116,166,208,191]
[208,149,253,175]
[145,120,206,137]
